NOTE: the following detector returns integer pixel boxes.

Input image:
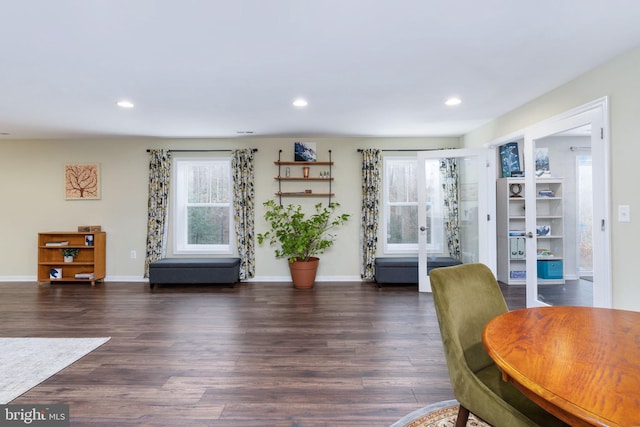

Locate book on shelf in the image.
[45,241,69,246]
[74,272,94,279]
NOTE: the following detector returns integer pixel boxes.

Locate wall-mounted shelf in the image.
[276,192,336,197]
[275,161,334,166]
[274,150,334,203]
[275,177,334,182]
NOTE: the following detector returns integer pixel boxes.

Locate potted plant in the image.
[62,248,80,263]
[257,200,350,289]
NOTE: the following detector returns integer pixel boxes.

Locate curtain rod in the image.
[357,148,456,152]
[146,148,258,153]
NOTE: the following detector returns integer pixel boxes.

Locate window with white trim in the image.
[383,157,444,253]
[173,158,233,254]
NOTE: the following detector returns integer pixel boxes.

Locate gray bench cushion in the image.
[150,258,240,268]
[149,257,240,288]
[374,256,462,284]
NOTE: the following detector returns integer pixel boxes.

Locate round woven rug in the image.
[390,400,491,427]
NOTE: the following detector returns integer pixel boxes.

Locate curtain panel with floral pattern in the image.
[144,149,172,278]
[232,149,256,279]
[360,149,381,280]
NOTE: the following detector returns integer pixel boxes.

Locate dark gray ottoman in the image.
[149,258,240,289]
[375,257,418,284]
[374,256,462,285]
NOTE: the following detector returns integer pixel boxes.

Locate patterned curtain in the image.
[232,149,256,279]
[144,149,172,278]
[360,149,382,279]
[440,158,461,260]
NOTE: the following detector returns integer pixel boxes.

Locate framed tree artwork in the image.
[65,163,101,200]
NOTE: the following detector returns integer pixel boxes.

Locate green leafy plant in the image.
[62,248,80,258]
[257,200,350,262]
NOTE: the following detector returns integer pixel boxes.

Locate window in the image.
[174,158,233,254]
[383,157,443,253]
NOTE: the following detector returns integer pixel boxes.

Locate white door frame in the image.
[486,97,611,307]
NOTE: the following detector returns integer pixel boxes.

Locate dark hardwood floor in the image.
[0,280,527,426]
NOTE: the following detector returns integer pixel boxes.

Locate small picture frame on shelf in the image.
[536,225,551,236]
[294,142,316,162]
[50,268,62,279]
[85,235,94,246]
[535,148,551,177]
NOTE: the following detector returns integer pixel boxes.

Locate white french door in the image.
[524,105,610,307]
[417,149,494,292]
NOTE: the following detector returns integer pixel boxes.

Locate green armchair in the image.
[430,263,567,427]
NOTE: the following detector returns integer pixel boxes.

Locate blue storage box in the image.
[537,260,563,279]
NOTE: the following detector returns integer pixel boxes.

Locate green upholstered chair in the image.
[430,263,568,427]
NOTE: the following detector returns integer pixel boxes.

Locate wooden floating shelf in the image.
[40,245,94,249]
[274,161,333,166]
[275,177,334,181]
[39,261,95,266]
[276,192,335,197]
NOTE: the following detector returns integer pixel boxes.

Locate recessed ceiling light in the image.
[117,100,135,108]
[293,98,308,108]
[445,97,462,106]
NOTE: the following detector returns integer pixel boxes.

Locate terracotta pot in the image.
[288,257,319,289]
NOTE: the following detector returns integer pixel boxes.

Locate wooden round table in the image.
[482,306,640,427]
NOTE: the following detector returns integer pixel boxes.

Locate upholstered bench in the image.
[148,258,241,289]
[374,256,462,285]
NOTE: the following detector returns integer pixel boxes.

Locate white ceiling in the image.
[2,1,640,140]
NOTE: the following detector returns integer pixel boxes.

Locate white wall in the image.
[0,137,458,282]
[463,45,640,310]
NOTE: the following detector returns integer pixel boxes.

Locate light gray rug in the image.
[0,337,110,403]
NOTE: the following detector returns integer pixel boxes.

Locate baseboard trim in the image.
[246,275,362,282]
[0,275,364,283]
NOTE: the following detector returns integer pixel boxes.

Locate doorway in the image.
[507,98,611,308]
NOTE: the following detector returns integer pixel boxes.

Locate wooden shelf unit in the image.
[37,231,106,286]
[274,150,335,203]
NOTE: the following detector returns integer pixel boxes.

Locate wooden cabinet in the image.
[274,149,334,202]
[37,232,106,286]
[496,178,564,285]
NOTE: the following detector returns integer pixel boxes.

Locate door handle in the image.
[419,226,427,232]
[526,232,534,238]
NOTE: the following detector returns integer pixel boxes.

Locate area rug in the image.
[0,337,110,403]
[390,400,491,427]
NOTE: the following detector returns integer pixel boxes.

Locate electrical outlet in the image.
[618,205,631,223]
[130,250,136,259]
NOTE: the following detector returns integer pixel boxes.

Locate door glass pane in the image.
[577,156,593,276]
[535,135,592,306]
[458,157,480,264]
[422,157,479,271]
